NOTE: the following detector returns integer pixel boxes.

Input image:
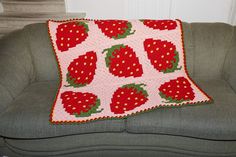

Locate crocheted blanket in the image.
[47,19,212,124]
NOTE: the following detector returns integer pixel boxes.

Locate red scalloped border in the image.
[47,18,213,124]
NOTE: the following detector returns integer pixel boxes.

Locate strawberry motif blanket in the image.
[47,19,212,124]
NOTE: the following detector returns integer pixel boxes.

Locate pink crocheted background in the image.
[48,19,212,123]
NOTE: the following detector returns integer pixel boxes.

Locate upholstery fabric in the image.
[126,79,236,140]
[0,81,125,138]
[0,30,35,112]
[3,133,236,157]
[223,26,236,92]
[190,23,233,79]
[23,23,59,81]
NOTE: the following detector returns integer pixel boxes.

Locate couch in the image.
[0,22,236,157]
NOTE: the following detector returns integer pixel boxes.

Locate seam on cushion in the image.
[22,26,37,84]
[221,25,235,80]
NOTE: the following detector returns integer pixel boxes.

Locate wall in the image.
[66,0,236,25]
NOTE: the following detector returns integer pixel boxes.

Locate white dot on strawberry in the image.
[135,97,138,100]
[117,102,120,104]
[67,38,70,41]
[125,51,128,55]
[159,64,162,67]
[141,98,144,101]
[83,105,86,108]
[123,108,126,110]
[90,63,93,66]
[164,44,166,47]
[184,86,187,88]
[61,37,64,40]
[166,61,169,63]
[130,72,133,75]
[68,104,71,107]
[122,60,125,64]
[127,97,130,100]
[129,54,132,57]
[117,55,120,58]
[105,28,108,30]
[150,50,153,53]
[85,77,88,80]
[110,30,113,33]
[72,107,76,110]
[77,77,80,80]
[170,48,173,50]
[187,92,190,95]
[161,55,164,58]
[60,43,63,46]
[148,44,151,47]
[154,24,157,27]
[67,44,70,47]
[183,81,186,84]
[76,38,79,41]
[75,70,78,73]
[69,30,72,33]
[135,102,138,105]
[163,89,166,91]
[81,71,84,74]
[61,28,63,31]
[91,56,94,59]
[124,103,127,106]
[167,52,170,55]
[89,72,92,75]
[165,26,167,28]
[153,42,156,44]
[85,99,89,102]
[116,64,119,67]
[118,28,121,30]
[74,97,77,99]
[73,24,76,27]
[136,69,139,71]
[117,95,120,98]
[113,68,116,71]
[115,106,119,108]
[78,101,81,103]
[81,33,84,36]
[177,85,180,88]
[133,63,136,66]
[113,23,116,26]
[67,97,70,100]
[84,62,86,65]
[131,92,134,95]
[177,91,179,93]
[169,91,172,93]
[154,60,157,63]
[127,67,130,70]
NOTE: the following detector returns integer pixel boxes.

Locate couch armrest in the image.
[223,26,236,92]
[0,29,35,111]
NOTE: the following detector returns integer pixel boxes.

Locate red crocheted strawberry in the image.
[102,44,143,78]
[56,21,89,52]
[61,91,103,117]
[110,83,148,114]
[67,51,97,87]
[141,19,177,30]
[95,20,135,39]
[158,77,195,103]
[144,38,181,73]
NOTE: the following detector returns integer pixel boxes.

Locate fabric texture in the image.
[47,19,212,123]
[3,133,236,157]
[0,81,125,138]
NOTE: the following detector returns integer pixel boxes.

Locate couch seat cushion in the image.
[126,79,236,140]
[0,81,125,138]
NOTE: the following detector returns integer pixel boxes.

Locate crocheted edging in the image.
[47,19,213,124]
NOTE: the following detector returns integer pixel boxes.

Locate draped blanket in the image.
[47,19,212,124]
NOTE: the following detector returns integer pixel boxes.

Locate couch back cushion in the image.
[22,22,234,81]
